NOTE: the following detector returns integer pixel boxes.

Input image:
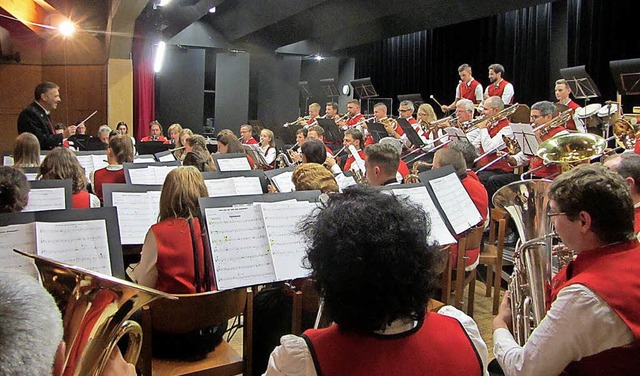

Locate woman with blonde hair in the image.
[167,123,183,145]
[175,128,194,160]
[183,135,214,172]
[38,148,100,208]
[417,103,445,145]
[259,128,277,168]
[91,135,134,202]
[13,132,41,168]
[291,163,339,193]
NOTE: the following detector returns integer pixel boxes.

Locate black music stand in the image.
[317,118,343,144]
[137,141,170,155]
[560,66,601,105]
[396,118,424,148]
[351,77,378,99]
[367,122,389,143]
[398,94,425,107]
[610,58,640,95]
[320,78,340,100]
[299,81,313,117]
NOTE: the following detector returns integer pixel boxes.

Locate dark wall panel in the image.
[215,52,250,133]
[300,58,340,114]
[155,47,205,134]
[252,54,301,128]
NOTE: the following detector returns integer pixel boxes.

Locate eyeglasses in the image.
[398,109,411,112]
[546,211,567,218]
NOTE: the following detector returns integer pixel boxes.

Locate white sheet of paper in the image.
[205,206,275,290]
[260,202,314,281]
[0,223,37,277]
[271,171,296,193]
[205,178,238,197]
[428,173,482,235]
[25,173,38,181]
[334,173,357,192]
[391,186,456,245]
[128,168,157,185]
[35,220,112,275]
[3,156,14,166]
[150,166,177,185]
[217,157,251,172]
[157,153,176,162]
[134,155,156,164]
[75,155,95,180]
[91,155,109,172]
[111,192,159,244]
[233,176,263,195]
[23,188,67,212]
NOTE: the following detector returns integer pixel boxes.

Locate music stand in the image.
[137,141,170,155]
[510,123,538,157]
[299,81,313,116]
[396,118,424,148]
[350,77,378,99]
[367,122,389,143]
[397,94,425,108]
[610,58,640,95]
[560,66,601,104]
[320,78,340,100]
[317,118,343,144]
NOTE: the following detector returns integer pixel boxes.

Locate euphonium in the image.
[537,133,607,173]
[492,180,553,346]
[611,118,637,150]
[14,251,173,376]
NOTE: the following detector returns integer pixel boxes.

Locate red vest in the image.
[558,100,581,131]
[243,138,258,145]
[398,159,410,179]
[141,135,168,143]
[303,312,482,376]
[529,126,567,178]
[151,217,214,294]
[450,174,489,267]
[93,167,126,201]
[344,149,366,172]
[72,190,91,209]
[548,240,640,375]
[487,80,513,104]
[635,206,640,235]
[346,114,364,127]
[476,118,513,172]
[459,80,481,104]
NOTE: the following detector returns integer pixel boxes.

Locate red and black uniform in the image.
[151,217,214,294]
[343,149,366,172]
[529,125,567,178]
[459,80,482,104]
[557,99,581,131]
[476,118,513,173]
[140,135,169,143]
[487,80,513,104]
[303,312,483,376]
[345,114,364,128]
[634,206,640,236]
[547,240,640,375]
[72,191,91,209]
[449,174,489,268]
[93,167,125,202]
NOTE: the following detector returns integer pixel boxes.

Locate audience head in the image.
[291,163,339,193]
[107,135,134,164]
[159,166,208,221]
[13,132,41,168]
[300,139,327,164]
[0,270,63,376]
[449,139,477,170]
[38,147,88,194]
[433,148,467,177]
[364,143,399,186]
[549,164,634,249]
[0,167,30,213]
[301,186,441,333]
[34,82,61,112]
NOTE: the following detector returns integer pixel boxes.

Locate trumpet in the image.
[427,115,458,129]
[283,116,311,128]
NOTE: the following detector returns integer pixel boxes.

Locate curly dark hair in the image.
[0,167,30,213]
[300,185,442,333]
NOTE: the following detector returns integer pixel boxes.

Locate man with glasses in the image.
[493,164,640,375]
[239,124,258,145]
[522,101,571,178]
[398,100,428,147]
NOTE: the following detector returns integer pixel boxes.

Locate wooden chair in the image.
[479,208,509,314]
[140,288,253,376]
[441,224,485,316]
[508,103,531,124]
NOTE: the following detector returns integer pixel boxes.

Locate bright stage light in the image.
[314,55,324,61]
[58,21,76,37]
[154,41,166,73]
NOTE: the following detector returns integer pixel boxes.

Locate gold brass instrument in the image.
[379,117,399,134]
[475,135,522,173]
[492,180,555,346]
[283,116,312,128]
[459,103,520,133]
[532,109,573,137]
[427,115,458,130]
[14,250,173,376]
[611,118,637,150]
[403,161,431,184]
[536,133,607,173]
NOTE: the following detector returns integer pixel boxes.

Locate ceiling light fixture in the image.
[58,20,76,37]
[154,41,166,73]
[209,7,216,13]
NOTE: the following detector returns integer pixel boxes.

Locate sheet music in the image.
[3,156,13,166]
[111,191,160,244]
[233,176,263,195]
[0,223,37,277]
[260,202,315,280]
[157,153,176,162]
[35,220,112,275]
[91,155,109,172]
[217,157,251,172]
[23,188,66,212]
[205,178,238,197]
[205,206,275,289]
[134,155,156,164]
[128,168,157,185]
[391,186,456,245]
[428,173,482,235]
[75,155,95,180]
[25,173,38,181]
[271,171,296,192]
[150,165,177,185]
[334,173,357,192]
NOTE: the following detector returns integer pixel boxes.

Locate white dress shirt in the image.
[472,124,513,155]
[456,78,484,103]
[494,284,634,376]
[484,80,515,105]
[264,305,489,376]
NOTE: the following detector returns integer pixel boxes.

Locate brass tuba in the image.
[14,250,173,376]
[492,180,553,345]
[537,133,607,173]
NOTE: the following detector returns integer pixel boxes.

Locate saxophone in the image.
[403,161,431,184]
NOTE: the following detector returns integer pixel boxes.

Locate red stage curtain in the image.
[133,21,155,142]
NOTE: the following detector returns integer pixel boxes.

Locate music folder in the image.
[367,122,389,143]
[199,191,321,290]
[213,153,252,172]
[24,179,73,212]
[396,118,424,147]
[123,161,181,185]
[317,118,343,144]
[264,165,297,193]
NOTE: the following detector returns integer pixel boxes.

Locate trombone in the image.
[458,103,520,134]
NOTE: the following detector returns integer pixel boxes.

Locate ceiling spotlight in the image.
[158,0,172,6]
[58,20,76,37]
[209,7,216,13]
[314,55,324,61]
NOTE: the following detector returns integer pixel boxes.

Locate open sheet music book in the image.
[124,163,180,185]
[0,207,123,278]
[200,192,320,290]
[213,153,252,172]
[75,153,109,181]
[23,180,72,213]
[265,166,296,193]
[104,185,162,245]
[204,176,263,197]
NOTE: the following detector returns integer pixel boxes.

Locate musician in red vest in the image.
[522,101,570,179]
[555,78,585,132]
[364,143,409,185]
[91,135,134,203]
[38,148,100,208]
[17,81,64,150]
[603,153,640,237]
[324,102,340,122]
[240,124,258,145]
[265,186,488,375]
[341,128,366,173]
[473,96,518,201]
[493,164,640,375]
[484,64,514,105]
[140,120,169,143]
[306,103,321,128]
[441,64,483,112]
[337,99,364,130]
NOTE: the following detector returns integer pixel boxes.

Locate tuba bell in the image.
[537,133,607,173]
[14,250,174,376]
[492,180,554,345]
